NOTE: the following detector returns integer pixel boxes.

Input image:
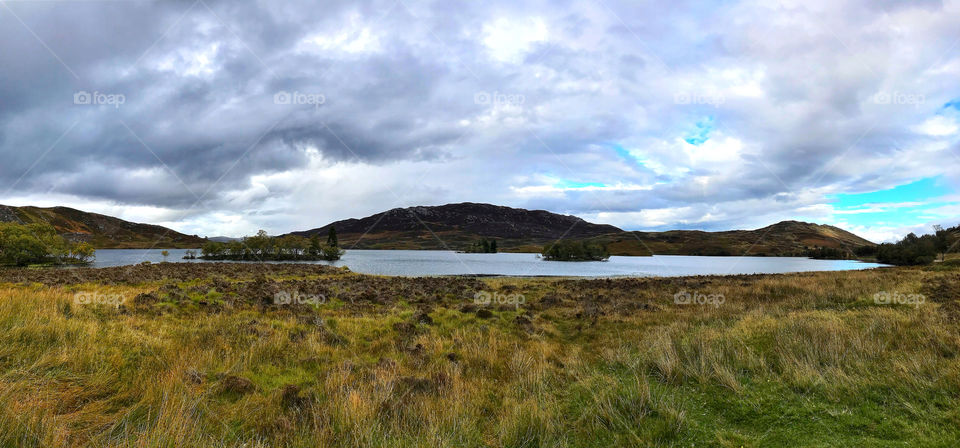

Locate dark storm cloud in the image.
[0,0,458,206]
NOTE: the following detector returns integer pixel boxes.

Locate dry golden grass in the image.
[0,264,957,446]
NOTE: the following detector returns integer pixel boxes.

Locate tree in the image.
[161,250,170,262]
[490,239,498,253]
[71,242,95,263]
[227,241,245,257]
[290,235,309,257]
[309,234,321,256]
[481,239,490,253]
[0,222,94,266]
[327,227,339,248]
[934,225,950,262]
[320,244,344,261]
[202,241,226,258]
[243,230,271,257]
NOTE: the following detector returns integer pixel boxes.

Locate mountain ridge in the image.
[0,202,877,255]
[286,203,875,256]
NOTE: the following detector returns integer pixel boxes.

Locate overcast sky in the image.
[1,0,958,242]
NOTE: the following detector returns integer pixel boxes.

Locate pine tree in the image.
[310,234,321,256]
[327,227,339,247]
[490,239,497,253]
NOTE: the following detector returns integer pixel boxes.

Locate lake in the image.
[88,249,889,277]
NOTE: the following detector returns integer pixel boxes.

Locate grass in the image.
[0,263,958,446]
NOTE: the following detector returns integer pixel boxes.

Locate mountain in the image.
[598,220,876,256]
[0,205,205,249]
[287,202,623,251]
[287,203,875,256]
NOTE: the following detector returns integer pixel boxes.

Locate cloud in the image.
[0,0,957,239]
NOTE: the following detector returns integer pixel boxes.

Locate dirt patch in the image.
[922,274,960,303]
[220,375,256,394]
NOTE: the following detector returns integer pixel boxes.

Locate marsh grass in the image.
[0,265,958,446]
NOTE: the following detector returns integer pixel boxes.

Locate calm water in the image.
[89,249,889,277]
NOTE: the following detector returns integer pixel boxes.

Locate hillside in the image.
[288,203,875,256]
[599,220,876,256]
[0,205,205,249]
[287,202,623,251]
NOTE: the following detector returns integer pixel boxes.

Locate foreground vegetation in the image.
[0,262,958,446]
[0,222,94,266]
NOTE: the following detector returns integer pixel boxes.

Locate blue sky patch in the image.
[829,176,956,227]
[684,116,714,146]
[555,179,607,189]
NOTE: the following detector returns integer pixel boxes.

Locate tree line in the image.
[805,246,852,260]
[856,224,959,266]
[0,222,95,266]
[542,240,610,261]
[199,228,344,261]
[462,238,498,253]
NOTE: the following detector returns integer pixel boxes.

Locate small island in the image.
[0,222,94,266]
[196,228,344,261]
[460,238,498,253]
[541,240,610,261]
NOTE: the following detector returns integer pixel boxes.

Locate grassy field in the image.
[0,263,958,447]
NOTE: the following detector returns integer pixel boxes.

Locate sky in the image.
[0,0,958,242]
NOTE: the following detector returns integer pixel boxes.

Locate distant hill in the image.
[287,202,623,251]
[208,236,241,243]
[287,203,875,256]
[599,220,876,256]
[0,205,205,249]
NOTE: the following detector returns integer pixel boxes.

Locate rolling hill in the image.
[599,220,876,256]
[287,203,875,256]
[0,205,205,249]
